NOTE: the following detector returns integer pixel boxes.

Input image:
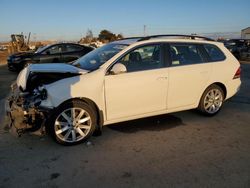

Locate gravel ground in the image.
[0,62,250,188]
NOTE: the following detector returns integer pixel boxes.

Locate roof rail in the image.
[138,34,215,42]
[116,37,143,41]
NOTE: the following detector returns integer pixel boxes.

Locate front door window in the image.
[119,44,164,72]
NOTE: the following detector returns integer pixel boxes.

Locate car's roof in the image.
[111,38,140,45]
[112,38,221,47]
[111,35,219,46]
[40,42,92,51]
[51,42,84,46]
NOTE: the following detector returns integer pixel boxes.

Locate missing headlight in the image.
[40,88,47,100]
[33,86,47,101]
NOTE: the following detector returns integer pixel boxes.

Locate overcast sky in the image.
[0,0,249,41]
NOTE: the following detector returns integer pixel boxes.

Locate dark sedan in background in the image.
[224,39,250,60]
[7,43,94,71]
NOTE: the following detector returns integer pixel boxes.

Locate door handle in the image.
[157,77,168,81]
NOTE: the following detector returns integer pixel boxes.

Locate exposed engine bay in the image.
[5,63,84,136]
[6,83,49,136]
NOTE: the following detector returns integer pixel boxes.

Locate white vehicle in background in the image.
[6,35,241,145]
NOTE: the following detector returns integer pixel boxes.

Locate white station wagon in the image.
[7,35,241,145]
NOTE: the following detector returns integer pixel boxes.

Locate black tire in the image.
[198,84,224,116]
[48,100,97,145]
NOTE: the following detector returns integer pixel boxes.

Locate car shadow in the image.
[107,114,185,133]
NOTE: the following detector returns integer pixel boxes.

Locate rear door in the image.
[167,43,212,110]
[61,44,85,63]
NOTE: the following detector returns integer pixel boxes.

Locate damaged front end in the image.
[6,82,50,136]
[5,63,85,136]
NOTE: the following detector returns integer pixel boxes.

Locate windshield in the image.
[73,43,128,71]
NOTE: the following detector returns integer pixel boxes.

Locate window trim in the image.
[106,42,168,75]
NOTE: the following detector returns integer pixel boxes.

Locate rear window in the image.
[65,44,83,52]
[204,44,225,62]
[169,43,204,66]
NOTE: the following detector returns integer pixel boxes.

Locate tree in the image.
[116,33,124,39]
[78,29,95,44]
[86,29,93,39]
[98,30,116,42]
[84,29,93,43]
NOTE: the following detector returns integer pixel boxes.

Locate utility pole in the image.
[143,25,146,36]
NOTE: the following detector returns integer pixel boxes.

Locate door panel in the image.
[168,63,211,109]
[62,53,79,63]
[61,44,82,63]
[167,43,212,109]
[104,68,168,120]
[39,54,61,63]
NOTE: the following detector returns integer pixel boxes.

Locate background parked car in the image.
[7,43,94,71]
[224,39,250,60]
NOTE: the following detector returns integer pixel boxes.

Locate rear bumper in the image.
[225,78,241,100]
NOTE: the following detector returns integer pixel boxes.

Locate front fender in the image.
[40,70,105,112]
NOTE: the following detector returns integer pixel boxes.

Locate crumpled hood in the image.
[16,63,88,91]
[28,63,87,73]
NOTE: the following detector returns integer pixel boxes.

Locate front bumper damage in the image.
[5,83,52,136]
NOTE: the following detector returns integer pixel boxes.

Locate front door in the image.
[104,44,169,120]
[61,44,82,63]
[39,45,63,63]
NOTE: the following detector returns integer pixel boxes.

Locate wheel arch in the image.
[211,82,227,99]
[197,82,227,107]
[57,97,104,130]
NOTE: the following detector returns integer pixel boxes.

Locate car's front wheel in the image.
[49,100,96,145]
[198,84,224,116]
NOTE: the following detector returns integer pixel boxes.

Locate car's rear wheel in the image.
[49,100,96,145]
[198,84,224,116]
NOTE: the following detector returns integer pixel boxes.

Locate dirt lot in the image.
[0,62,250,188]
[0,51,9,65]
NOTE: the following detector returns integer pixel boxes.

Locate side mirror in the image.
[46,51,50,55]
[110,63,127,75]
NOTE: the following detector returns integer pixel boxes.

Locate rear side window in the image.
[42,45,62,55]
[65,44,83,52]
[169,43,204,66]
[203,44,225,62]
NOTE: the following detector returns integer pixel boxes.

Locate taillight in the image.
[233,67,241,79]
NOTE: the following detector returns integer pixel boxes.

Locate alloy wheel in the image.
[203,89,223,114]
[54,107,92,143]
